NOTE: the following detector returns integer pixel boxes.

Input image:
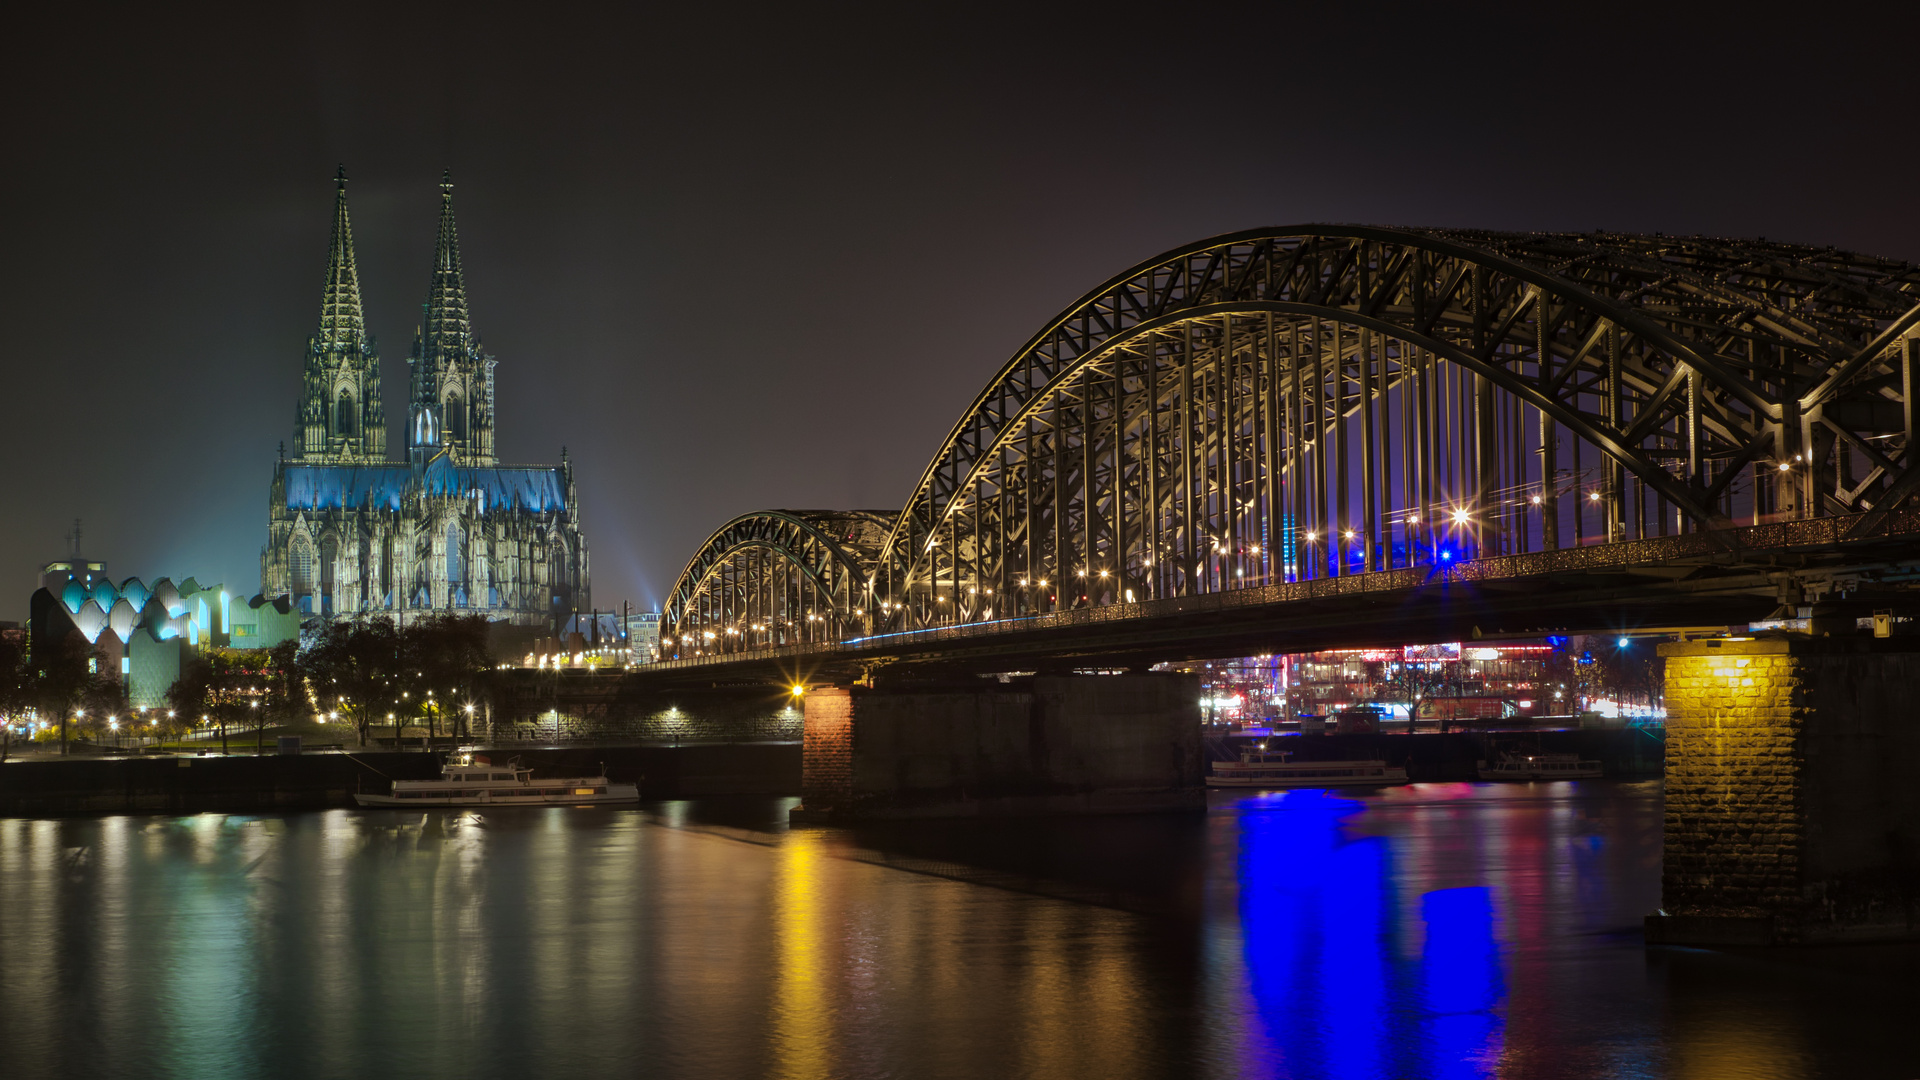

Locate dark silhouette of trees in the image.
[299,615,495,747]
[38,632,121,755]
[0,632,29,762]
[168,649,258,754]
[303,618,400,748]
[403,615,493,740]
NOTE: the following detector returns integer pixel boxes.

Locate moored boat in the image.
[1206,749,1409,789]
[354,753,640,807]
[1476,751,1602,781]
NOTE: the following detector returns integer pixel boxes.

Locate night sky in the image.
[5,4,1916,612]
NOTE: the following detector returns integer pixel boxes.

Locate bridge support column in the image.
[792,673,1204,821]
[1647,638,1920,945]
[800,686,856,812]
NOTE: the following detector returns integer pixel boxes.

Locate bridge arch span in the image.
[872,226,1920,631]
[662,510,891,653]
[663,226,1920,654]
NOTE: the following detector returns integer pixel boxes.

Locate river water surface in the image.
[0,780,1912,1079]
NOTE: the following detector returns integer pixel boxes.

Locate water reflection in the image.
[0,784,1911,1079]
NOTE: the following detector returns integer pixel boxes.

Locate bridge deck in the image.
[639,507,1920,685]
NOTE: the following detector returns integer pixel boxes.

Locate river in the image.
[0,780,1911,1079]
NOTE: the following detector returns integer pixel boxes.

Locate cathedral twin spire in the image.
[292,168,496,468]
[417,171,471,361]
[315,166,367,351]
[407,170,496,466]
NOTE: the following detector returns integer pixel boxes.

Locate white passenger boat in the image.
[354,754,640,807]
[1476,751,1602,781]
[1206,750,1409,789]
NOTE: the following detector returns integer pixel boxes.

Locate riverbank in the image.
[0,743,799,815]
[0,728,1661,816]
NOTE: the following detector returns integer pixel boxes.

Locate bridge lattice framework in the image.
[663,226,1920,657]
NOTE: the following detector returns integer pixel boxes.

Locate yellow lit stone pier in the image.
[1649,637,1920,945]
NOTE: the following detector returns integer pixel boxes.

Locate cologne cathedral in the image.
[262,170,589,626]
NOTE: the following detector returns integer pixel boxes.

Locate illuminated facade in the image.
[26,558,288,708]
[262,171,590,626]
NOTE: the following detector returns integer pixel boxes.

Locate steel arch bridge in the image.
[661,225,1920,659]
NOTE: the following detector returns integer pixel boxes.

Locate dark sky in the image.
[5,3,1917,611]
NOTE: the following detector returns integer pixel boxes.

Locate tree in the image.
[404,614,493,740]
[168,649,253,754]
[303,617,400,748]
[1380,649,1466,731]
[0,632,30,762]
[38,632,118,755]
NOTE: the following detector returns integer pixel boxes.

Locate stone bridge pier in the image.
[1647,638,1920,945]
[794,673,1205,821]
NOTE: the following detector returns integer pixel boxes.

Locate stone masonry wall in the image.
[1659,637,1920,943]
[1660,640,1805,920]
[801,687,853,809]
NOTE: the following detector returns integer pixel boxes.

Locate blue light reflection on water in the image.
[1234,790,1502,1080]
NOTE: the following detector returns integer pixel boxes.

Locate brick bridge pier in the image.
[1649,638,1920,945]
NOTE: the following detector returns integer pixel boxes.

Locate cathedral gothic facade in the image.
[262,171,589,627]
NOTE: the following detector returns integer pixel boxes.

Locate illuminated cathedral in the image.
[262,170,589,626]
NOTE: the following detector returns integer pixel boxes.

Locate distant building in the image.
[32,560,204,708]
[624,610,661,663]
[261,170,590,627]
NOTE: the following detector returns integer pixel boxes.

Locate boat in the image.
[1476,751,1603,781]
[353,753,640,807]
[1206,749,1409,789]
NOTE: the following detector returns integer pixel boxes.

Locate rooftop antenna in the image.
[67,518,83,560]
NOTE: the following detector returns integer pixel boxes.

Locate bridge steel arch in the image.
[662,510,891,652]
[664,225,1920,654]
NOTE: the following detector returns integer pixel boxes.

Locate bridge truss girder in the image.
[665,226,1920,654]
[661,510,889,654]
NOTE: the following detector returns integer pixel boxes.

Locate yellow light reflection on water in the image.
[771,829,831,1080]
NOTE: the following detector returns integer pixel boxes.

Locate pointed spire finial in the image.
[316,168,367,350]
[415,170,471,363]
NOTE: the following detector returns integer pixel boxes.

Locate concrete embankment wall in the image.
[489,674,804,743]
[0,744,800,816]
[803,674,1207,819]
[1255,728,1666,782]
